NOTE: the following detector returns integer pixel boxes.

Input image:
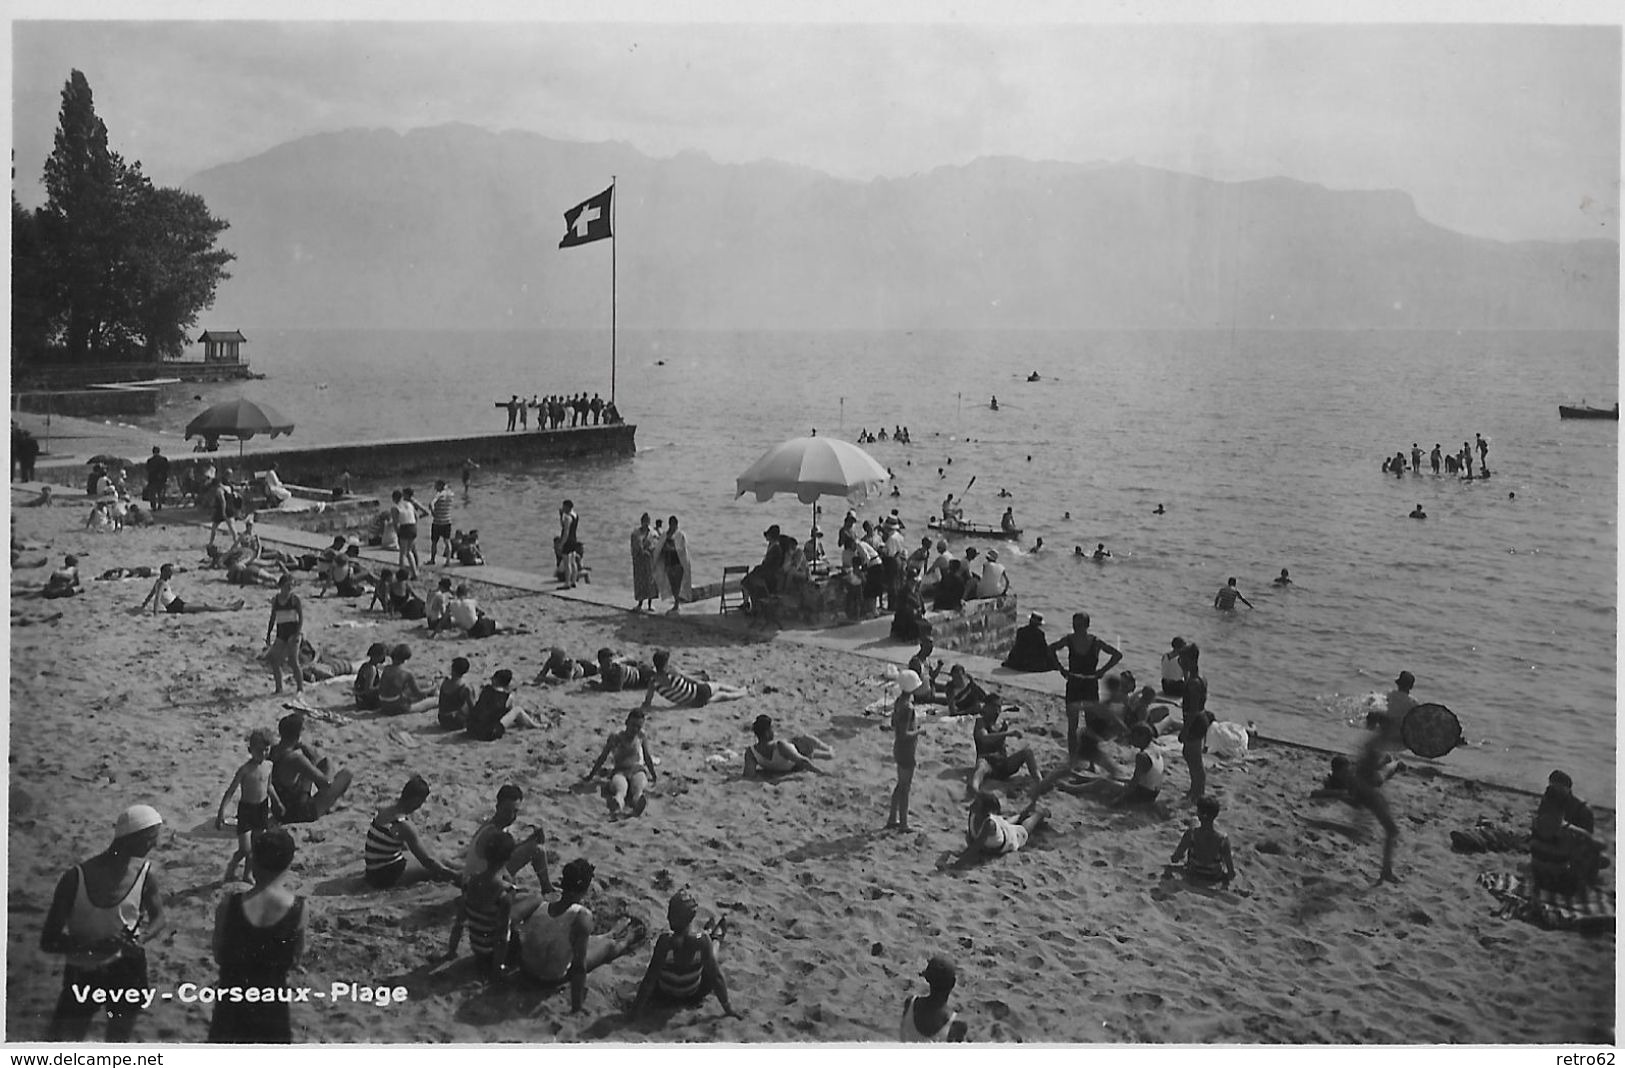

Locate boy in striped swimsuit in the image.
[641,649,751,710]
[428,480,455,566]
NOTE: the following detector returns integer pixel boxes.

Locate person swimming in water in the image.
[1273,568,1292,587]
[1213,577,1253,611]
[1091,543,1111,561]
[1154,504,1165,515]
[1409,504,1427,519]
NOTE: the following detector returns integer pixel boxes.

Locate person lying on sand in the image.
[377,643,438,716]
[899,956,969,1042]
[136,563,245,615]
[269,712,348,825]
[632,889,740,1019]
[466,670,543,740]
[590,647,652,692]
[533,646,599,685]
[965,793,1047,857]
[19,485,54,507]
[968,697,1042,794]
[642,649,750,709]
[1169,796,1236,886]
[742,714,832,778]
[446,831,545,975]
[464,784,553,892]
[296,638,355,684]
[42,555,83,599]
[363,775,460,890]
[216,728,279,884]
[517,860,646,1008]
[584,708,658,818]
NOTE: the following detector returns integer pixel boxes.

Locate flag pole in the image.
[610,175,617,406]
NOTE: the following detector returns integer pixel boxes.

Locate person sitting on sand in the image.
[327,546,371,599]
[632,888,741,1019]
[137,563,245,615]
[216,728,279,883]
[1122,685,1175,736]
[1169,796,1235,886]
[42,554,83,599]
[376,643,437,716]
[642,649,750,709]
[363,774,460,889]
[965,793,1047,857]
[353,643,388,710]
[466,670,543,740]
[906,638,949,705]
[584,708,658,818]
[742,714,832,778]
[20,484,54,508]
[446,831,543,974]
[1530,772,1608,893]
[437,656,476,730]
[517,858,646,1010]
[374,568,425,620]
[1115,724,1165,806]
[591,647,652,692]
[968,697,1042,794]
[269,713,349,825]
[463,784,553,892]
[425,577,455,635]
[84,500,113,533]
[899,956,969,1042]
[453,529,485,566]
[1002,612,1059,672]
[943,664,992,715]
[40,805,167,1042]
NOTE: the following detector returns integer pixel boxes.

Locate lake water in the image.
[140,327,1618,795]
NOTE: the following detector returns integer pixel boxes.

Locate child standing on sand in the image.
[1170,797,1235,886]
[216,728,278,883]
[886,671,925,832]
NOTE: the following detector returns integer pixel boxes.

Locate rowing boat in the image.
[928,517,1023,540]
[1558,403,1618,420]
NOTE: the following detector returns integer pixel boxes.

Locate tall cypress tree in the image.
[33,69,234,364]
[40,69,124,361]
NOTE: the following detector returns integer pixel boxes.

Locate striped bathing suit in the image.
[364,815,409,888]
[654,669,712,708]
[654,934,712,1002]
[465,890,508,965]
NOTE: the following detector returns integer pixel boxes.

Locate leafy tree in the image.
[11,197,52,360]
[30,69,233,363]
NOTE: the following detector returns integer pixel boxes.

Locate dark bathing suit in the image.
[237,798,272,833]
[208,894,304,1043]
[1063,634,1103,703]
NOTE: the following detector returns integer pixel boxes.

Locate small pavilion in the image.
[197,330,248,364]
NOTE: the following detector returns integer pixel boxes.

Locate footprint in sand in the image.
[1122,991,1164,1011]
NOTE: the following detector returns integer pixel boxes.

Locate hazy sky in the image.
[9,4,1622,243]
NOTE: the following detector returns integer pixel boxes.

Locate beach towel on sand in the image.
[1476,871,1615,932]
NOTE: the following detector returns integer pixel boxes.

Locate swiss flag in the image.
[559,186,613,248]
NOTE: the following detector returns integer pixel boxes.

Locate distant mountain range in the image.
[183,123,1618,332]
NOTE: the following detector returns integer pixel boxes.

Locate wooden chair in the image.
[719,566,751,614]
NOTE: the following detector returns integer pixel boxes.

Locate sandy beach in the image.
[6,495,1614,1044]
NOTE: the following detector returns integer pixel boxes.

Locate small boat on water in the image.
[928,516,1023,540]
[1558,402,1619,420]
[1026,372,1041,382]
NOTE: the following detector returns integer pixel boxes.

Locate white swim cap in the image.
[115,804,163,838]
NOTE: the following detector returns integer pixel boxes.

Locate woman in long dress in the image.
[630,513,658,611]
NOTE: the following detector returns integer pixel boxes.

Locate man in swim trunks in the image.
[1048,612,1122,755]
[1213,577,1253,611]
[969,697,1042,794]
[269,713,348,825]
[264,574,304,695]
[40,805,167,1041]
[518,859,645,1010]
[632,889,740,1019]
[216,728,276,883]
[641,649,750,709]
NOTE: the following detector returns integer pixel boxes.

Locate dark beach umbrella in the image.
[184,398,295,456]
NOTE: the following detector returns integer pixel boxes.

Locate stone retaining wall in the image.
[922,594,1018,658]
[15,387,159,417]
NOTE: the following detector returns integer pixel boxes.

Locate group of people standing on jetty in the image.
[498,392,621,431]
[1382,434,1492,478]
